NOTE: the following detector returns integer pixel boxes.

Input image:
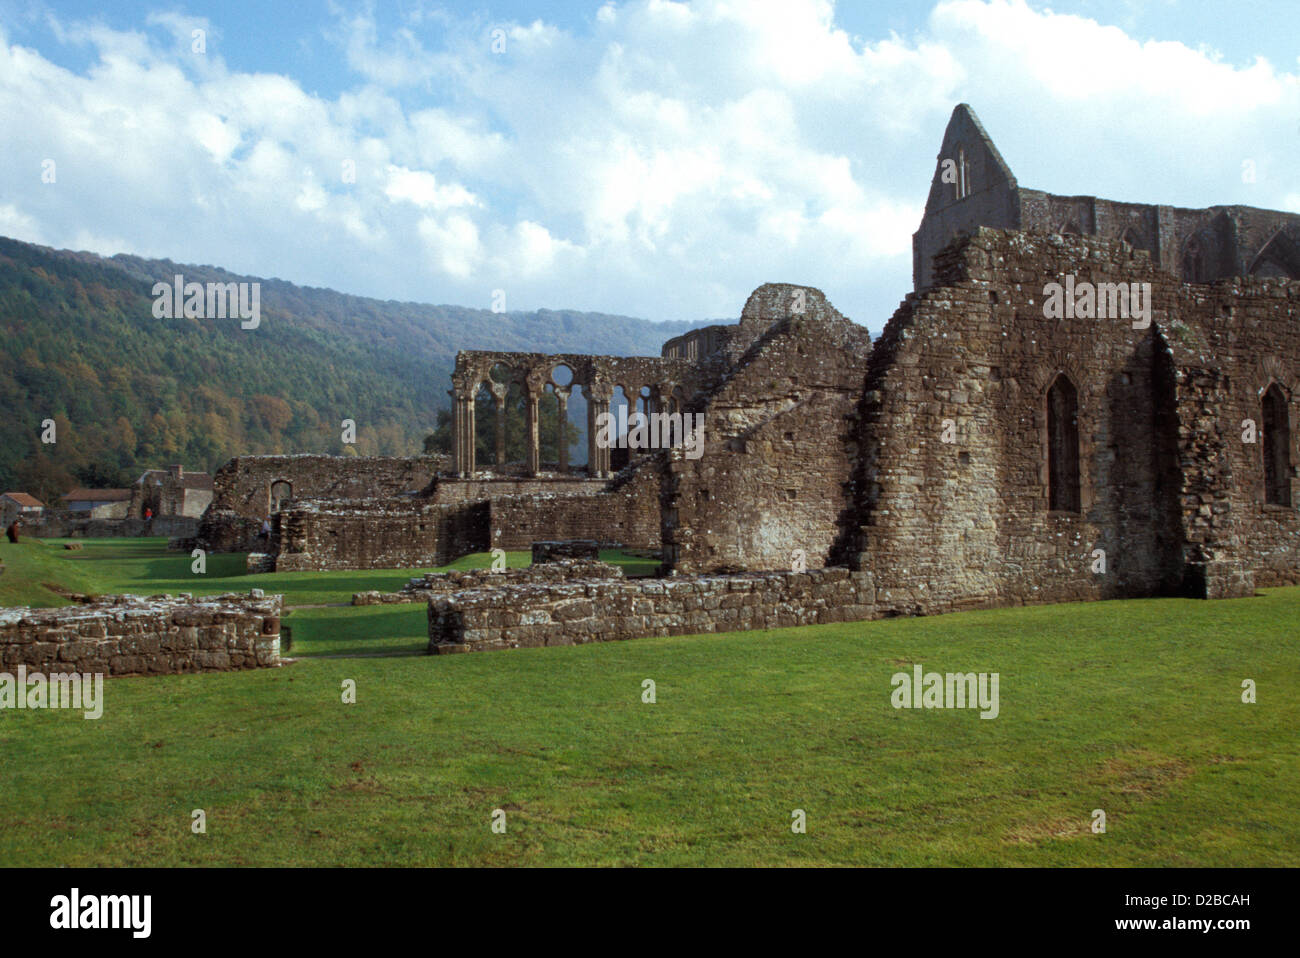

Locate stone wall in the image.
[849,227,1300,613]
[428,566,876,653]
[532,540,600,563]
[270,498,489,572]
[429,476,607,505]
[354,558,621,605]
[489,463,662,551]
[0,592,282,676]
[1164,276,1300,592]
[26,512,199,540]
[196,454,445,552]
[661,284,872,573]
[914,104,1300,289]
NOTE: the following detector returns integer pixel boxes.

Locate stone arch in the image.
[488,361,516,388]
[269,480,292,515]
[1248,229,1300,279]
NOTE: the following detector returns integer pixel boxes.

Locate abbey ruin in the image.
[194,104,1300,652]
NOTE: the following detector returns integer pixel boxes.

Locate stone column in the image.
[450,388,477,478]
[524,386,541,476]
[556,387,570,474]
[491,384,507,469]
[585,382,612,478]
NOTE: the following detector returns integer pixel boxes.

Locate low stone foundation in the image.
[428,567,876,653]
[246,553,275,573]
[354,559,622,605]
[0,592,283,676]
[27,514,200,540]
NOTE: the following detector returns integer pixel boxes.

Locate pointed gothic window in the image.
[1047,374,1081,513]
[1262,383,1292,506]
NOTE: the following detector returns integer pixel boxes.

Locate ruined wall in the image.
[28,513,199,540]
[1016,193,1300,284]
[489,464,662,551]
[210,454,443,516]
[0,592,282,676]
[849,228,1300,615]
[197,454,445,552]
[914,106,1300,290]
[354,558,621,605]
[271,498,489,572]
[430,476,607,505]
[532,540,600,563]
[662,284,871,574]
[428,566,876,653]
[1164,277,1300,592]
[913,105,1021,291]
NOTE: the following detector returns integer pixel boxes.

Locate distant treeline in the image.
[0,236,708,502]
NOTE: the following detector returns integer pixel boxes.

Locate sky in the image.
[0,0,1297,332]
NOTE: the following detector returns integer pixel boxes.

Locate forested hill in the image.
[0,235,711,502]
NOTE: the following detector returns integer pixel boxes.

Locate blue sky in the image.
[0,1,1296,331]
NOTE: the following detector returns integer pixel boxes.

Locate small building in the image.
[1,492,45,525]
[132,465,214,518]
[62,488,133,519]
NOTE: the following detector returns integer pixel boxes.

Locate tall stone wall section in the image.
[489,465,662,551]
[1164,277,1300,592]
[662,285,872,574]
[0,593,282,676]
[851,228,1299,613]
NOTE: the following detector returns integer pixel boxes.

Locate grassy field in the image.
[0,537,1297,866]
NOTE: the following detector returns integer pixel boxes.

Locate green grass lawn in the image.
[0,537,658,609]
[0,538,1297,866]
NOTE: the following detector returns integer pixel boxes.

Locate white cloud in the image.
[0,2,1296,330]
[0,202,43,243]
[384,165,479,210]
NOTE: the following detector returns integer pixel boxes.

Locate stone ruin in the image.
[352,558,622,606]
[532,540,600,563]
[190,104,1300,653]
[1,592,282,676]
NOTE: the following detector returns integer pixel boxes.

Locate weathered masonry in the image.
[0,593,283,676]
[446,351,696,478]
[429,226,1299,650]
[190,103,1300,647]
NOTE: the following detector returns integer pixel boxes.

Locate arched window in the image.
[957,148,968,199]
[269,480,292,514]
[1262,383,1291,506]
[1047,375,1081,512]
